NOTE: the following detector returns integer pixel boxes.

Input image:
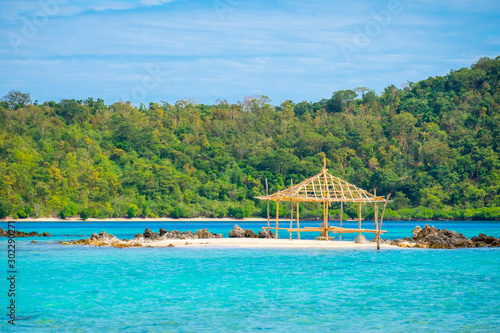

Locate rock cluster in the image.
[471,233,500,247]
[134,227,223,240]
[391,225,500,249]
[354,234,370,244]
[0,227,51,237]
[228,225,274,238]
[64,231,125,247]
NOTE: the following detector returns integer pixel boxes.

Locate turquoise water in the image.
[1,221,500,332]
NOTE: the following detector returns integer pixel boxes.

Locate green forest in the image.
[1,57,499,221]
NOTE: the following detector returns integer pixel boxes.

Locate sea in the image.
[1,220,499,332]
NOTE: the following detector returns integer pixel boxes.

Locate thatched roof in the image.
[256,166,386,203]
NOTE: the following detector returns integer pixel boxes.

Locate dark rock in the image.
[258,230,275,238]
[159,228,169,237]
[471,233,500,247]
[170,230,181,238]
[244,229,258,238]
[0,227,51,237]
[31,240,38,244]
[143,227,158,239]
[88,231,120,244]
[414,225,439,241]
[181,231,194,239]
[194,228,212,239]
[134,233,144,240]
[392,225,492,249]
[228,225,245,238]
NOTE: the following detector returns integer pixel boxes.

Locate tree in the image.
[1,90,32,109]
[127,204,140,218]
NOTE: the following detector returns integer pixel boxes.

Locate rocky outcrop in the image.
[258,230,275,238]
[194,228,223,239]
[143,227,158,240]
[90,231,120,244]
[159,228,168,237]
[244,229,258,238]
[65,231,123,247]
[412,226,422,239]
[390,225,500,249]
[133,227,223,240]
[228,225,263,238]
[354,234,370,244]
[0,227,51,237]
[471,233,500,247]
[228,225,245,238]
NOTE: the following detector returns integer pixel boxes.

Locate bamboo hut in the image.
[256,159,389,242]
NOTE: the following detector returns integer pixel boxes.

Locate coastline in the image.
[64,237,400,249]
[149,239,399,249]
[0,217,269,223]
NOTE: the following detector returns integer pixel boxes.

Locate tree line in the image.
[0,56,499,220]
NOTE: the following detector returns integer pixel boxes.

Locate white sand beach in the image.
[135,238,398,249]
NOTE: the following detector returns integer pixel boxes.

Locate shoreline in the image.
[63,237,400,249]
[0,217,270,223]
[145,239,399,249]
[2,217,499,223]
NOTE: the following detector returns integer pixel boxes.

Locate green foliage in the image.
[79,208,92,220]
[127,204,140,218]
[0,199,12,219]
[171,206,186,219]
[1,90,31,109]
[13,206,32,219]
[1,57,499,220]
[59,203,78,219]
[228,200,255,218]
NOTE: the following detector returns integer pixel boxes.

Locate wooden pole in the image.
[325,202,330,240]
[275,189,280,240]
[339,202,343,241]
[377,193,391,250]
[296,202,300,240]
[323,201,328,240]
[358,202,362,236]
[275,199,279,239]
[290,180,293,240]
[266,178,270,229]
[374,189,378,232]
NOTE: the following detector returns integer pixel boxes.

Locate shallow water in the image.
[1,221,499,332]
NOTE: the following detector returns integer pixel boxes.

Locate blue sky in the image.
[0,0,499,106]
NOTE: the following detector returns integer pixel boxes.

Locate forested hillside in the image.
[1,57,499,220]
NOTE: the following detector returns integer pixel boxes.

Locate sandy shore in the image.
[133,238,398,249]
[1,217,269,223]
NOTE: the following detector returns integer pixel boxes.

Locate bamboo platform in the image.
[262,226,387,240]
[257,158,391,249]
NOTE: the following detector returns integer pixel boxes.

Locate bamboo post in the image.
[374,189,378,232]
[275,191,280,239]
[266,178,270,229]
[358,202,362,236]
[289,180,293,240]
[323,201,329,240]
[339,202,343,241]
[296,202,300,240]
[377,193,391,250]
[326,201,330,240]
[340,202,343,227]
